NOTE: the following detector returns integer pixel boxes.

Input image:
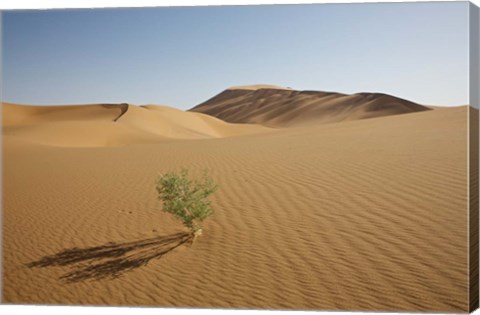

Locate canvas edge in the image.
[0,9,4,306]
[469,1,480,313]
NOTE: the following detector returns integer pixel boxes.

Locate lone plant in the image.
[156,169,218,240]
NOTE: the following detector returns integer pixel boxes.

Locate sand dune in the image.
[189,87,430,127]
[2,104,470,311]
[2,103,128,126]
[2,103,270,147]
[123,105,269,138]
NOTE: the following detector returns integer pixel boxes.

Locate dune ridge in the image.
[189,87,431,127]
[2,102,271,147]
[227,84,293,91]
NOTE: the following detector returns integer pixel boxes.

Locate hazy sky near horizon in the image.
[2,2,470,109]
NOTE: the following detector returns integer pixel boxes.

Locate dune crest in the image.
[227,84,293,91]
[2,102,271,147]
[190,88,431,127]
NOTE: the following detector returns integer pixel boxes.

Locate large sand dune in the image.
[190,86,431,127]
[2,100,470,311]
[2,103,270,147]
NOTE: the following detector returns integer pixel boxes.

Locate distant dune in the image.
[189,86,431,127]
[2,102,271,147]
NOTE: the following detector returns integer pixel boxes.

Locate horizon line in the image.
[0,85,470,108]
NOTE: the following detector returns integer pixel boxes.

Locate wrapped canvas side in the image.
[470,2,480,312]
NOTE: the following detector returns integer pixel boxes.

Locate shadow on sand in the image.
[27,232,193,283]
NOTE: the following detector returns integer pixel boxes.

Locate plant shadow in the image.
[26,232,193,283]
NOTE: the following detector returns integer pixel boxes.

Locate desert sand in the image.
[1,95,471,311]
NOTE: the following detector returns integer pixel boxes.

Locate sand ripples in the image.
[3,107,470,311]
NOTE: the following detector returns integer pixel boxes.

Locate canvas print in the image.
[1,1,479,312]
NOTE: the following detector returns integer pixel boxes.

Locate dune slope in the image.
[2,103,270,147]
[189,87,431,127]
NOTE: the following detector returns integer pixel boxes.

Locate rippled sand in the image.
[2,104,470,312]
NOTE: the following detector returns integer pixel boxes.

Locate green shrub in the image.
[156,169,218,238]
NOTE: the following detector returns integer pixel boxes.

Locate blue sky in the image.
[1,2,470,109]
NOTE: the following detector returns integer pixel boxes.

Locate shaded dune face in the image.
[189,88,431,127]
